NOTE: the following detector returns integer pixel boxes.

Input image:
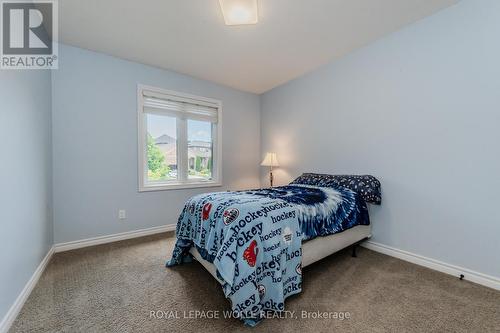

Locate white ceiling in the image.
[59,0,459,94]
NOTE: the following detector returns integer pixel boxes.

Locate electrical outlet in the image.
[118,209,126,220]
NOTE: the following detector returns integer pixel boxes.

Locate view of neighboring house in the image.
[155,134,177,168]
[154,134,212,178]
[187,140,212,171]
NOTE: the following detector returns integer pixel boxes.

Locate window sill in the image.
[139,181,222,192]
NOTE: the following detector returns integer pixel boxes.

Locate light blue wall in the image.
[52,45,261,243]
[261,0,500,278]
[0,70,53,320]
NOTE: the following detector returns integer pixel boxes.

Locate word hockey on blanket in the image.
[166,190,302,326]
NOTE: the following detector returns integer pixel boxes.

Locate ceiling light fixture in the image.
[219,0,258,26]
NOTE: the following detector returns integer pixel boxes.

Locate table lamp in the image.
[261,152,279,187]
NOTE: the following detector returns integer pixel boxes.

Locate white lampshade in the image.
[261,152,279,167]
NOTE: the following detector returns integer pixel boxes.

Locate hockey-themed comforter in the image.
[166,184,370,326]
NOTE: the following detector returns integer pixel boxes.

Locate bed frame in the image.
[189,224,372,281]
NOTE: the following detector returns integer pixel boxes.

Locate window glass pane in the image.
[187,119,213,181]
[146,114,177,182]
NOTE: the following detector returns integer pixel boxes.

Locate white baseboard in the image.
[54,224,176,253]
[3,231,496,333]
[0,247,54,333]
[0,224,176,333]
[362,241,500,291]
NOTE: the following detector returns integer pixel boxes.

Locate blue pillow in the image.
[291,173,381,205]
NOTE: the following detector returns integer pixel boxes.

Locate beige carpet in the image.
[10,232,500,333]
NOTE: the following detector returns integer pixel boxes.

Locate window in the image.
[138,85,222,191]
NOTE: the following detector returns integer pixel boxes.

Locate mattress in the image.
[189,224,372,281]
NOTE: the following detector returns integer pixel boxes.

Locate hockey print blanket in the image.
[166,190,302,326]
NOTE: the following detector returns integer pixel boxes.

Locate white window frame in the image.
[137,84,222,192]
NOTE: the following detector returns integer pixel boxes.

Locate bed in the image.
[190,224,372,278]
[167,173,381,326]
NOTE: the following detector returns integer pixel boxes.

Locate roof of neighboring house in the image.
[188,140,211,148]
[155,134,176,145]
[155,135,210,149]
